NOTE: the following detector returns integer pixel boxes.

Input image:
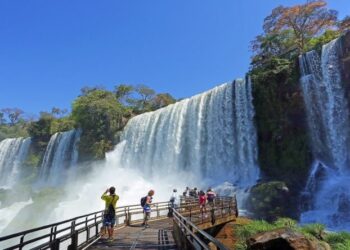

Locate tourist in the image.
[170,188,179,209]
[199,190,207,215]
[183,186,190,197]
[142,189,155,228]
[189,187,198,198]
[101,186,119,241]
[206,188,216,208]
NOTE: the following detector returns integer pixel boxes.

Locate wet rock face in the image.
[246,181,291,221]
[247,228,330,250]
[340,31,350,111]
[340,31,350,76]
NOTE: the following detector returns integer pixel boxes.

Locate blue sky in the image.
[0,0,349,116]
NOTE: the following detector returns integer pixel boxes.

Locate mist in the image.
[0,140,199,237]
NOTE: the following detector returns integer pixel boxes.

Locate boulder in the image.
[247,228,330,250]
[246,181,291,221]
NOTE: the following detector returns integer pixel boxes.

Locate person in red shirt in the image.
[199,190,207,215]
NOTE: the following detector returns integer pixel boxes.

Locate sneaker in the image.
[145,224,150,228]
[108,237,114,242]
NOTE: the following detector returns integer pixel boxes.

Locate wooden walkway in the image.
[88,219,177,250]
[0,196,237,250]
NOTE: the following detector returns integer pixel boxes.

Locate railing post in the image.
[235,195,239,217]
[221,199,224,218]
[94,213,99,237]
[50,239,60,250]
[86,216,89,242]
[211,207,215,225]
[156,204,160,218]
[19,235,25,250]
[126,207,131,226]
[50,227,54,243]
[68,221,78,250]
[50,226,59,250]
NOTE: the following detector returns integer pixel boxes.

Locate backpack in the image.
[141,196,147,207]
[105,196,116,219]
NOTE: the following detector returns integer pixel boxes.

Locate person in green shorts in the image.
[101,186,119,241]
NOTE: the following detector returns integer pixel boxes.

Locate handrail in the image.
[0,201,172,250]
[172,209,228,250]
[0,195,238,250]
[172,196,237,250]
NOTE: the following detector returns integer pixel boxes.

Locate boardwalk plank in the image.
[87,219,177,250]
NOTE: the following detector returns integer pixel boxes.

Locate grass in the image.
[233,217,350,250]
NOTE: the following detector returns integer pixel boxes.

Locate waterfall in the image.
[119,79,259,189]
[0,138,31,187]
[300,37,350,230]
[39,130,80,186]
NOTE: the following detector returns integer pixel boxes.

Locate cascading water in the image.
[39,129,80,186]
[117,79,259,205]
[0,80,259,237]
[299,37,350,230]
[0,137,31,188]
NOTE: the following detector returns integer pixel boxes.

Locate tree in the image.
[114,84,134,104]
[1,108,24,125]
[263,0,338,53]
[339,16,350,32]
[151,93,176,110]
[72,89,125,159]
[80,85,105,96]
[251,30,297,65]
[0,112,5,125]
[50,107,68,118]
[135,84,156,111]
[27,113,55,151]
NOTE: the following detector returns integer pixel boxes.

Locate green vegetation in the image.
[234,218,350,250]
[0,108,29,141]
[325,232,350,250]
[247,181,292,220]
[1,84,176,163]
[249,0,350,219]
[72,86,176,160]
[251,57,312,191]
[0,121,29,141]
[72,89,125,160]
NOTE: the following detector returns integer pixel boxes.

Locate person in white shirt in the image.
[170,189,180,209]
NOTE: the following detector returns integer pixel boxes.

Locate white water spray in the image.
[0,138,31,188]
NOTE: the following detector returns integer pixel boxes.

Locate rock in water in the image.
[247,181,290,221]
[247,228,330,250]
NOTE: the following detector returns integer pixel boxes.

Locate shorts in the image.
[103,215,116,227]
[143,205,151,213]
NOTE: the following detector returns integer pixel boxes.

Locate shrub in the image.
[300,223,326,240]
[325,232,350,250]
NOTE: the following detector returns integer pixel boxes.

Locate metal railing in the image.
[0,201,176,250]
[172,196,237,250]
[0,196,237,250]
